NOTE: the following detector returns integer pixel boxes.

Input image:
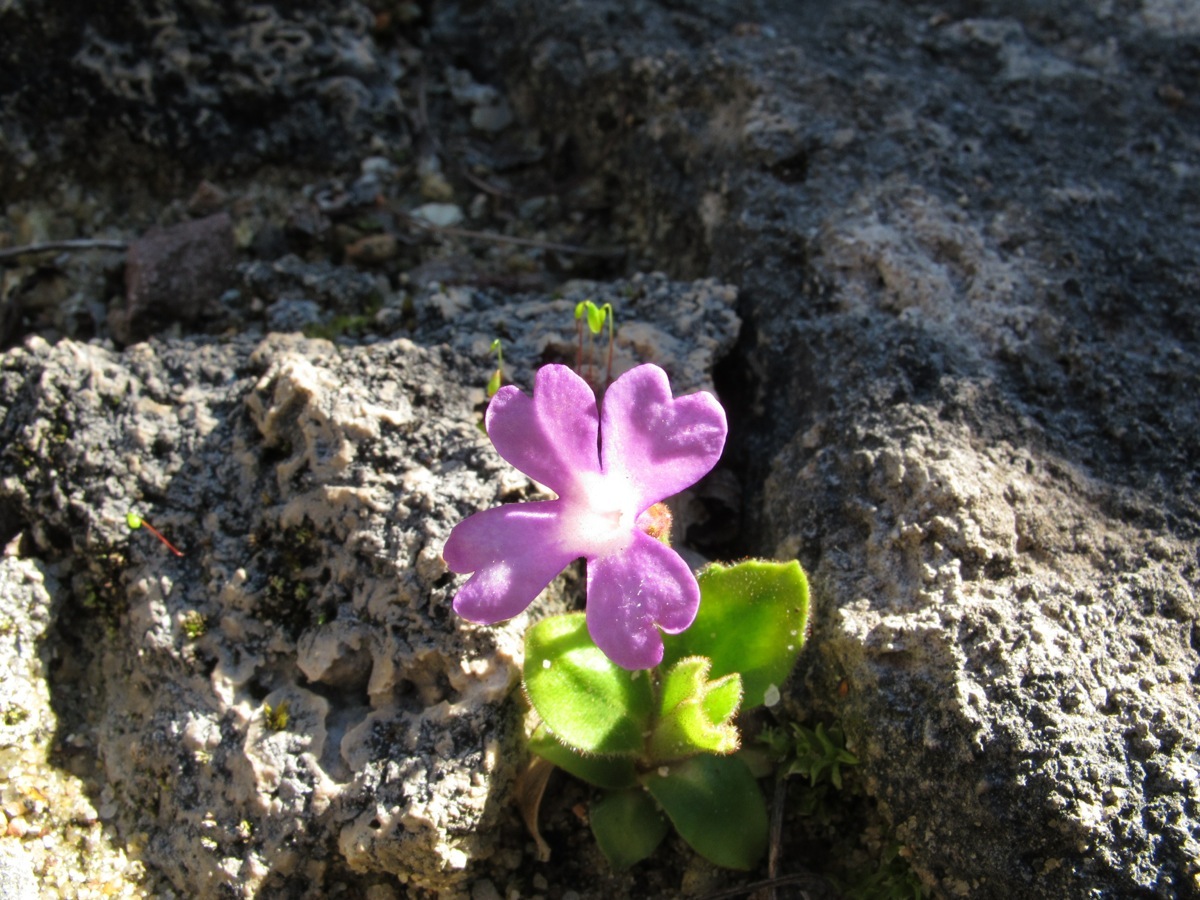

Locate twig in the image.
[769,773,788,899]
[401,213,625,258]
[460,166,525,200]
[0,239,128,262]
[694,870,834,900]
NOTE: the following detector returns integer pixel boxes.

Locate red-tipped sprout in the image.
[126,511,185,556]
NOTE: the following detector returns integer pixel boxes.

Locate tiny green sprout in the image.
[767,721,859,790]
[575,299,607,335]
[264,700,290,732]
[237,820,254,840]
[194,749,213,765]
[479,339,507,433]
[573,300,616,387]
[487,338,504,398]
[181,610,207,640]
[126,511,185,557]
[82,585,102,610]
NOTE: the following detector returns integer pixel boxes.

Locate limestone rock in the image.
[475,0,1200,895]
[0,1,409,195]
[0,273,739,896]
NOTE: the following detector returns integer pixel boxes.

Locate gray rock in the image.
[473,0,1200,896]
[0,274,739,896]
[0,1,408,196]
[265,297,323,333]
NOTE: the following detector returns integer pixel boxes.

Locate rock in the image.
[0,274,739,896]
[0,544,146,894]
[471,102,514,133]
[0,333,535,896]
[474,1,1200,896]
[0,839,36,900]
[265,298,323,332]
[240,254,385,327]
[115,213,237,343]
[0,1,410,197]
[187,181,231,217]
[412,271,740,399]
[411,203,465,229]
[344,232,401,265]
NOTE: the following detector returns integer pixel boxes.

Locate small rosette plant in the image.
[524,559,809,870]
[444,361,810,870]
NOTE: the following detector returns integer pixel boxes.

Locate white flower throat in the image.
[559,470,639,557]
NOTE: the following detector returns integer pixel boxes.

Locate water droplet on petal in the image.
[763,684,781,707]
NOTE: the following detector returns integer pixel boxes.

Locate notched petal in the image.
[600,365,727,509]
[585,532,701,670]
[444,501,577,623]
[486,364,601,496]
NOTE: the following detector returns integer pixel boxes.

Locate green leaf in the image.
[702,674,742,724]
[648,657,742,760]
[486,368,502,397]
[590,789,669,870]
[661,560,809,710]
[527,723,637,790]
[644,754,768,870]
[524,613,654,756]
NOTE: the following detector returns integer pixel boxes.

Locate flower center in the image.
[560,471,639,558]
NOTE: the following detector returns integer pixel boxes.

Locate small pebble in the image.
[412,203,464,228]
[345,233,399,264]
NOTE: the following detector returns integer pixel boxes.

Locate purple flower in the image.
[443,363,728,670]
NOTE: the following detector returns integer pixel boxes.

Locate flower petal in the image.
[585,531,700,670]
[600,365,727,509]
[486,365,601,497]
[443,501,578,623]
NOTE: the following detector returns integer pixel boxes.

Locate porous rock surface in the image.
[474,0,1200,896]
[0,0,409,193]
[0,277,738,897]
